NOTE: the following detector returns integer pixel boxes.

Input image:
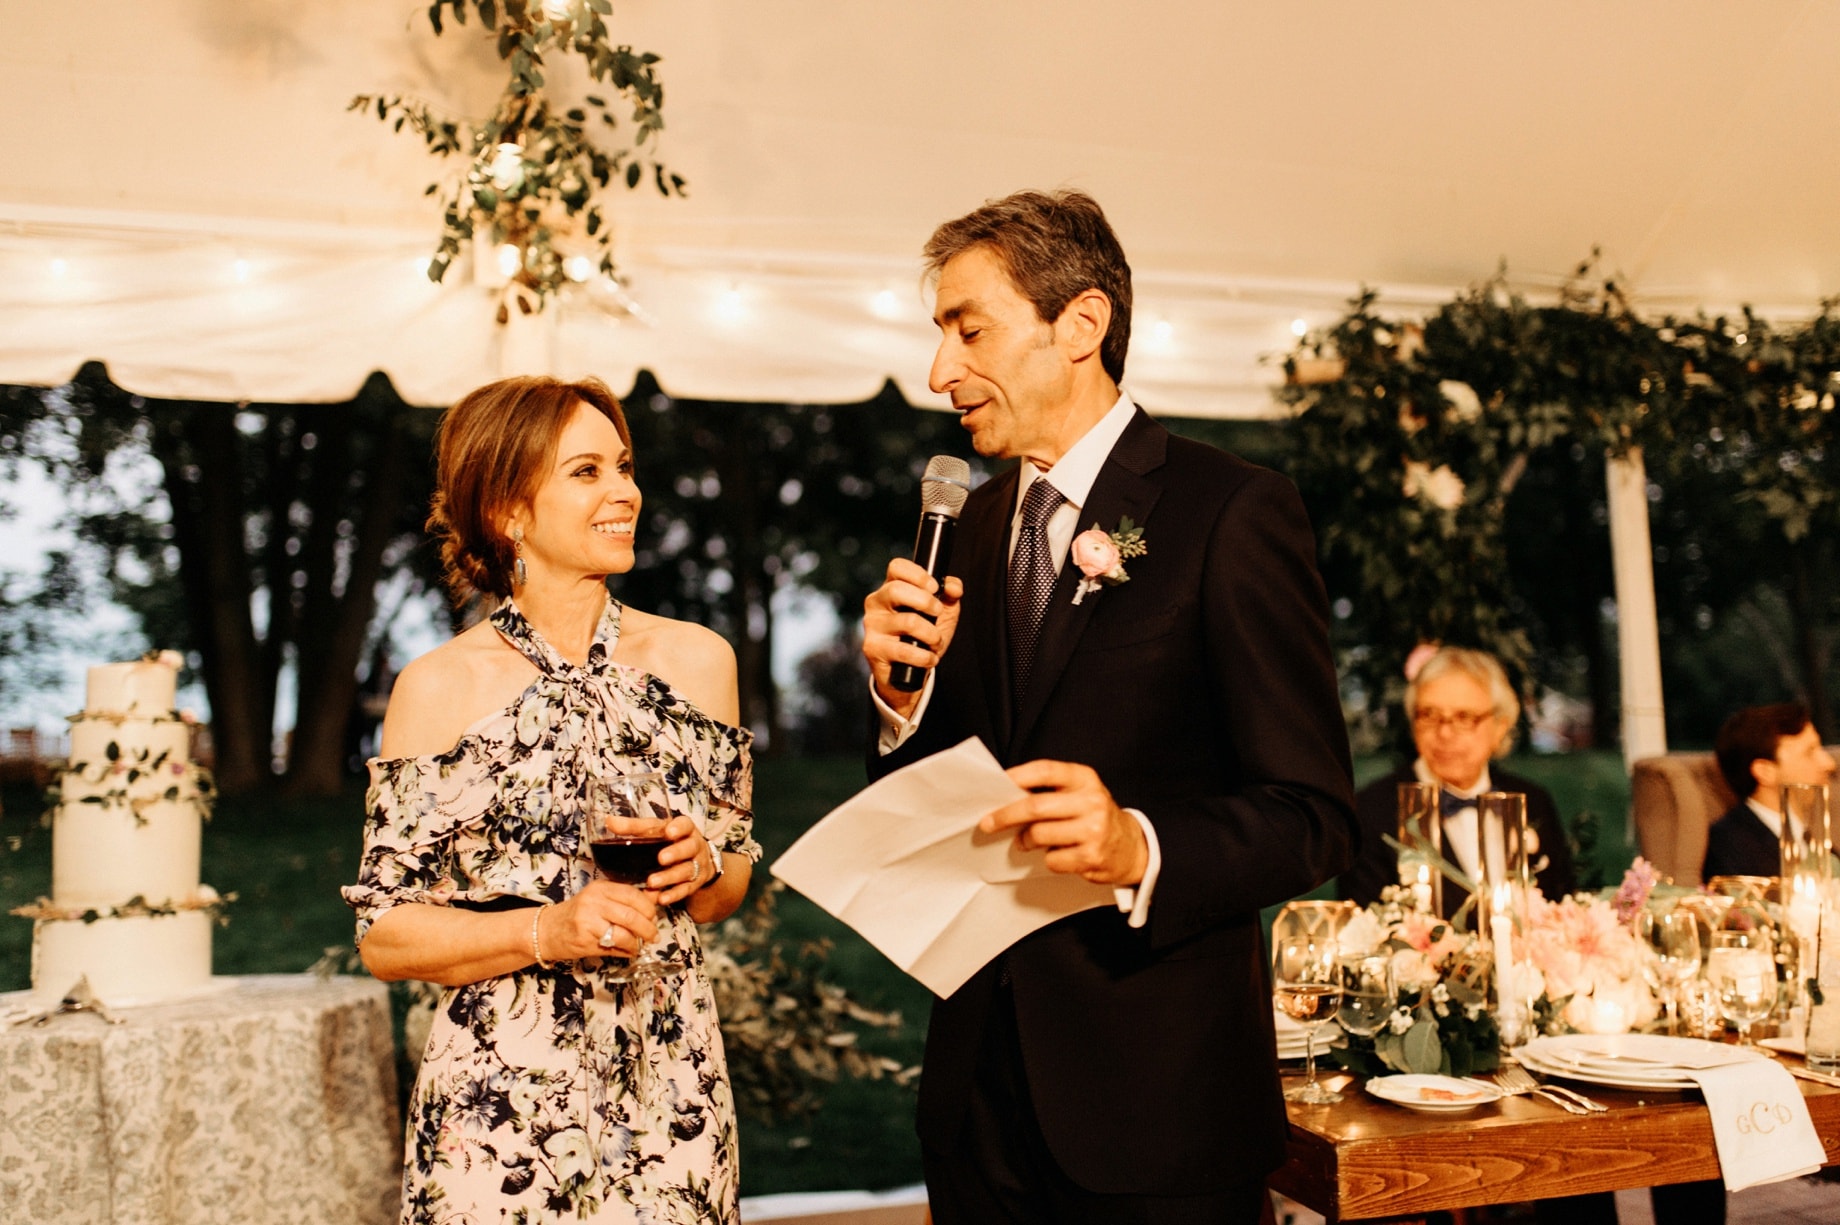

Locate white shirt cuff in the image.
[1114,807,1160,929]
[871,673,934,755]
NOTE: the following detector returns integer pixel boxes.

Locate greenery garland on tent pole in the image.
[1279,260,1840,740]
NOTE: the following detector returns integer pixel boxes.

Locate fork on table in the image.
[1493,1063,1607,1113]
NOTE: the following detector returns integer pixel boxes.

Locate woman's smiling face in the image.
[514,400,641,581]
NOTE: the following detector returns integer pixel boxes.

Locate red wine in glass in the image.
[590,836,671,886]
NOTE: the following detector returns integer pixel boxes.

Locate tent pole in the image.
[1606,446,1668,789]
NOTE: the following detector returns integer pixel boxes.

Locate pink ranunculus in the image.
[1070,528,1122,579]
[1403,641,1441,681]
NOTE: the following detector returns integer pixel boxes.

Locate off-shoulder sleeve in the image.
[340,748,491,948]
[707,725,761,864]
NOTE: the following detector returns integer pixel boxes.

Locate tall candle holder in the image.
[1780,783,1833,1018]
[1395,782,1442,914]
[1478,793,1532,1045]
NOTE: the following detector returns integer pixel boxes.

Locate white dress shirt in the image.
[1747,796,1796,842]
[1414,757,1492,886]
[873,393,1161,927]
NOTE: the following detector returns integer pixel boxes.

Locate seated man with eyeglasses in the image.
[1340,644,1577,918]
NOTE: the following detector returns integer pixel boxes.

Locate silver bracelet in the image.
[531,903,553,969]
[702,848,726,890]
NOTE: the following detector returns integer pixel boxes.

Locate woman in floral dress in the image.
[343,376,760,1224]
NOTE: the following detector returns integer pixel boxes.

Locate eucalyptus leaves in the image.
[1280,266,1840,726]
[353,0,686,311]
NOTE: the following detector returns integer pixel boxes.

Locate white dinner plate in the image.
[1518,1034,1767,1089]
[1365,1074,1502,1111]
[1517,1047,1696,1090]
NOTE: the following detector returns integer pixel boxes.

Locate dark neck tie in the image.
[1008,478,1065,698]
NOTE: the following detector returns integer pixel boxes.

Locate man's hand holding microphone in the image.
[862,456,969,718]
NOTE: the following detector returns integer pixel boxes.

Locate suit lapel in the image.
[1007,411,1167,755]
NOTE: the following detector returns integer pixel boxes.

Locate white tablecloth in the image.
[0,974,401,1225]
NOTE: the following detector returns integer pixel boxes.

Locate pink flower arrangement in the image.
[1519,891,1656,1034]
[1403,641,1440,681]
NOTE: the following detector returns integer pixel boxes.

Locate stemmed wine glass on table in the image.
[1274,936,1344,1104]
[1707,928,1774,1046]
[1635,908,1702,1036]
[585,770,686,983]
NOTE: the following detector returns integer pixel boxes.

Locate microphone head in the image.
[919,455,972,518]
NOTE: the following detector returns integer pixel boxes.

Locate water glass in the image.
[1334,953,1395,1039]
[1273,936,1344,1104]
[1635,908,1702,1036]
[1707,929,1774,1045]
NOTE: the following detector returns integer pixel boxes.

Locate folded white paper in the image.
[769,737,1115,997]
[1688,1060,1827,1191]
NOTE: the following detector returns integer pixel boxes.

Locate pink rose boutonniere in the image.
[1070,517,1147,605]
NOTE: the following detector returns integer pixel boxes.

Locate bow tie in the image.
[1439,789,1477,819]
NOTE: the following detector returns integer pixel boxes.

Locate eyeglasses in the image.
[1412,707,1495,734]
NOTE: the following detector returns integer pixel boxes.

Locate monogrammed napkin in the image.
[1688,1059,1826,1190]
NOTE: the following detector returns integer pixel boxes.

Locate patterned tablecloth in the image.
[0,974,401,1225]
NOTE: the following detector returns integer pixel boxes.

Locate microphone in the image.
[888,455,972,693]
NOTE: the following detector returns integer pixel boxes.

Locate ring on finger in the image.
[690,858,701,883]
[598,925,617,949]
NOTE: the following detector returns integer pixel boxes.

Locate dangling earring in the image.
[512,528,527,589]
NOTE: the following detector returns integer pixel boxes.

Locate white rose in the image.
[1439,380,1483,423]
[1336,909,1383,956]
[1402,461,1467,511]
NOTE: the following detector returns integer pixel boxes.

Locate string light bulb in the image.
[489,142,526,192]
[564,255,593,283]
[495,243,523,279]
[1291,318,1308,337]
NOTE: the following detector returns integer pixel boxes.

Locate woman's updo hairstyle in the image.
[428,375,632,603]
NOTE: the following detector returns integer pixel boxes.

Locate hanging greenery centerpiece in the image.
[351,0,686,318]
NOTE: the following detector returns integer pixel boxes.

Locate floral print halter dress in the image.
[343,599,759,1224]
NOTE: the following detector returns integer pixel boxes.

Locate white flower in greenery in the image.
[1402,460,1466,511]
[1390,948,1439,991]
[1388,1007,1416,1035]
[1337,908,1384,956]
[1439,379,1483,423]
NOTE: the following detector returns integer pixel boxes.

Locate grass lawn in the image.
[0,747,1636,1195]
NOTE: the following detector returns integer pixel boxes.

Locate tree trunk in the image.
[284,406,415,796]
[149,405,271,794]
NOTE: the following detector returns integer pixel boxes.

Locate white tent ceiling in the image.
[6,1,1840,415]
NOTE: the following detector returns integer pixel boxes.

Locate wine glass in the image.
[1334,952,1396,1041]
[1707,929,1774,1046]
[1274,936,1344,1104]
[584,770,687,983]
[1636,908,1702,1036]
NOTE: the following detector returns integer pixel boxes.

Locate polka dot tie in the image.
[1008,478,1065,698]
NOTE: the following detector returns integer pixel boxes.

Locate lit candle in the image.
[1490,883,1517,1032]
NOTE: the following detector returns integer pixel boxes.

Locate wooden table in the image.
[1268,1066,1840,1222]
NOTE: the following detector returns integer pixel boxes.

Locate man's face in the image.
[928,246,1074,462]
[1766,723,1837,793]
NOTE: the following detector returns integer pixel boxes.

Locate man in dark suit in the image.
[1338,645,1578,917]
[1704,702,1837,880]
[861,189,1357,1224]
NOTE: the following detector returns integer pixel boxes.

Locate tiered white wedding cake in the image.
[13,650,226,1006]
